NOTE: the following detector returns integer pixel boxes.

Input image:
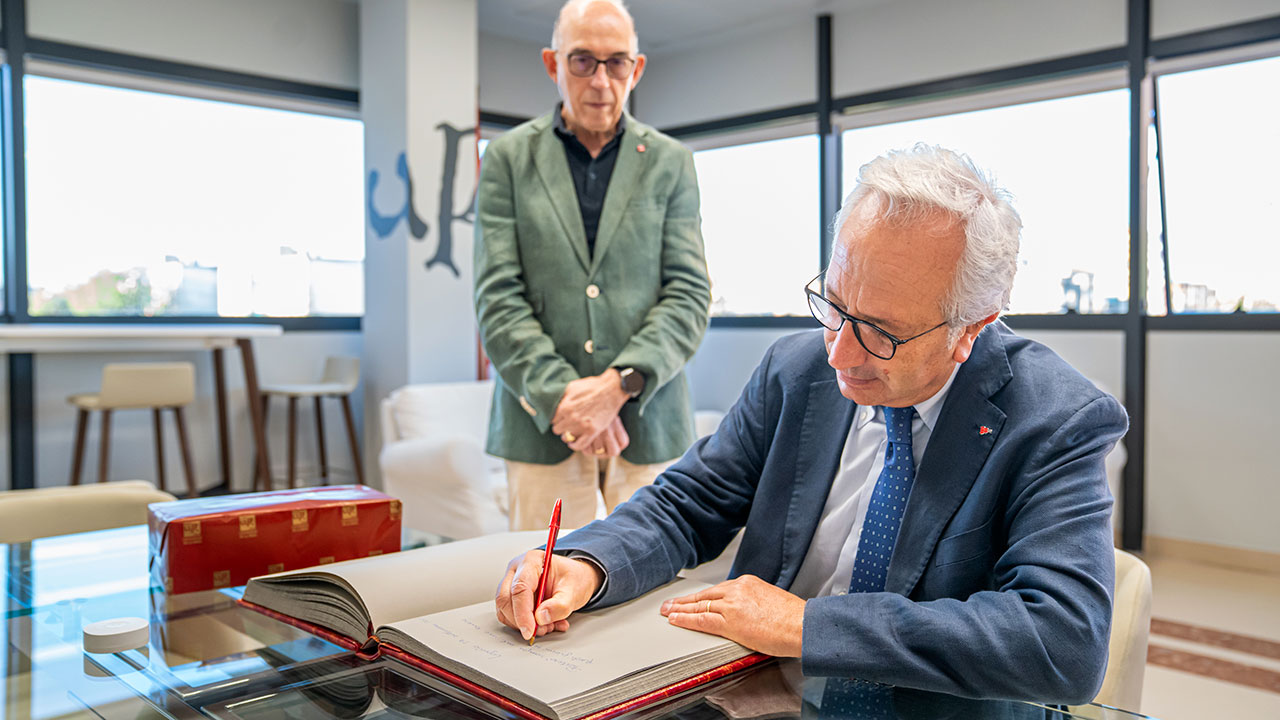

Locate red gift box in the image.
[148,485,402,594]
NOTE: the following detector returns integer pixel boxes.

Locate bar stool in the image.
[256,356,363,489]
[68,362,198,498]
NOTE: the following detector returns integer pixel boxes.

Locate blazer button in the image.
[584,340,594,354]
[585,284,600,299]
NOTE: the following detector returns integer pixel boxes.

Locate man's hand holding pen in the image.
[495,550,603,642]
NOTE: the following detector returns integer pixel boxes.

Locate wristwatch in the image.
[617,367,645,399]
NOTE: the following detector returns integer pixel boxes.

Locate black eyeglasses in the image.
[565,51,636,80]
[805,273,948,360]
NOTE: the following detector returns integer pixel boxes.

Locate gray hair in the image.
[551,0,638,54]
[834,144,1021,338]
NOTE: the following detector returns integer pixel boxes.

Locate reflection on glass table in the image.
[3,526,1160,720]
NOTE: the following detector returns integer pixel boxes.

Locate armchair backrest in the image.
[381,379,496,445]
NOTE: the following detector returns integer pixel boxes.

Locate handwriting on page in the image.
[428,618,596,671]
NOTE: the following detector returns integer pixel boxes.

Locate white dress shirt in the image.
[788,363,960,600]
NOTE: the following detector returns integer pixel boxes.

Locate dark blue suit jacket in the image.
[556,323,1128,704]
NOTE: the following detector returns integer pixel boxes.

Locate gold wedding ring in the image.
[595,447,605,455]
[563,432,576,443]
[703,600,711,613]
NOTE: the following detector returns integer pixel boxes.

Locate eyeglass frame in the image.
[804,272,950,360]
[562,50,637,80]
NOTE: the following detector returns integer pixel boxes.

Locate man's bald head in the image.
[551,0,638,55]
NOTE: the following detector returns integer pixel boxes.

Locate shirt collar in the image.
[552,101,627,140]
[853,362,961,432]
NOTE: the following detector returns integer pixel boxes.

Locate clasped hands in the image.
[494,551,805,658]
[551,370,631,457]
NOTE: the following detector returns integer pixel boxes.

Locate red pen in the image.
[530,498,562,646]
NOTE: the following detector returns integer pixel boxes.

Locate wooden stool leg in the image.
[98,410,113,484]
[70,409,90,486]
[153,408,167,493]
[174,407,198,498]
[314,396,328,484]
[252,395,270,490]
[287,396,298,489]
[340,395,364,486]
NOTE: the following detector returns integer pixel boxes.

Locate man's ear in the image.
[630,54,647,88]
[541,48,558,84]
[951,312,1000,363]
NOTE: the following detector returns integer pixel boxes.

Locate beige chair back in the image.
[98,362,195,409]
[0,480,177,543]
[321,356,360,394]
[1093,548,1153,711]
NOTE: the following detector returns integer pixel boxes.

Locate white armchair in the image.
[379,380,509,539]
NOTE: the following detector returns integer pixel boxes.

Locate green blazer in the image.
[474,112,711,465]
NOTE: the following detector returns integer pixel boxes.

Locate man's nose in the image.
[827,323,869,368]
[590,64,611,88]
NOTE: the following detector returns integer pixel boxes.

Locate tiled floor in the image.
[1139,554,1280,720]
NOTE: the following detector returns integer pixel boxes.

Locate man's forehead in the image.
[558,3,635,48]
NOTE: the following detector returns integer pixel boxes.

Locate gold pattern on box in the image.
[341,504,358,526]
[268,563,284,573]
[213,570,231,588]
[390,500,402,519]
[320,556,335,564]
[239,515,258,539]
[182,521,202,545]
[292,508,309,532]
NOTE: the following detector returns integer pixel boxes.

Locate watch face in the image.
[621,368,644,396]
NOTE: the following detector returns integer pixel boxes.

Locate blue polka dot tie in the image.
[847,405,917,595]
[819,406,916,719]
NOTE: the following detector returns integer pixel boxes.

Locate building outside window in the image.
[842,87,1130,316]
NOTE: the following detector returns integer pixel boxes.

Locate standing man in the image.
[495,145,1129,704]
[474,0,711,531]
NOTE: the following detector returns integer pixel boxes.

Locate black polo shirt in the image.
[552,103,625,257]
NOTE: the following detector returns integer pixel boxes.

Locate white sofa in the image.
[379,379,726,539]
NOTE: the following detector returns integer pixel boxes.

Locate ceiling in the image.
[477,0,892,57]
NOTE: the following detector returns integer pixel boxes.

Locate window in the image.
[694,134,819,317]
[1153,53,1280,314]
[842,88,1131,315]
[23,75,364,317]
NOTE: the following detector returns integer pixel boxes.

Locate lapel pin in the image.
[979,425,992,436]
[636,143,646,153]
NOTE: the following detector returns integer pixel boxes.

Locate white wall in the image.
[479,32,556,120]
[636,18,815,129]
[832,0,1126,99]
[1152,0,1280,39]
[27,0,359,88]
[1147,333,1280,554]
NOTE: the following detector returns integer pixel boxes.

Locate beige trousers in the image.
[505,454,673,531]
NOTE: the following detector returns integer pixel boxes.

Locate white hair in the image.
[834,144,1022,339]
[551,0,638,54]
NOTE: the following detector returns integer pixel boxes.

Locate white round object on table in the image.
[83,617,149,654]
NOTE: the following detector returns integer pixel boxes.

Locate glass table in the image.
[2,526,1159,720]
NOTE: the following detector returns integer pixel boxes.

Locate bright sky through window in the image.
[24,76,365,317]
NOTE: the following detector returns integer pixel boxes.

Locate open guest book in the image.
[239,531,768,720]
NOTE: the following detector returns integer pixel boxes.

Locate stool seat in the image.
[259,381,354,397]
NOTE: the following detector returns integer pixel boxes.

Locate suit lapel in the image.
[777,378,856,590]
[530,117,590,272]
[590,118,645,276]
[886,323,1013,597]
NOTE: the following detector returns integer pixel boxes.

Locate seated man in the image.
[494,145,1128,704]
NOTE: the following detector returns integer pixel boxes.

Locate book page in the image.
[251,530,546,628]
[382,577,752,717]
